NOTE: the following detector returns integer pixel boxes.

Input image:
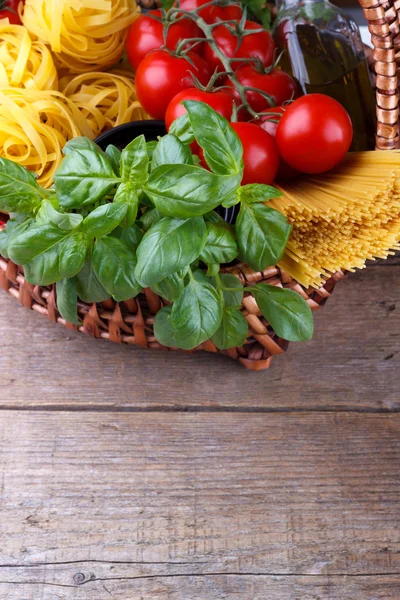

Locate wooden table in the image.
[0,259,399,600]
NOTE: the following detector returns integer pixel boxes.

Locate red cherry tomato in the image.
[276,94,353,174]
[257,106,286,136]
[135,50,211,120]
[126,10,204,71]
[203,21,275,73]
[0,0,23,23]
[176,0,243,24]
[225,66,297,117]
[165,88,234,130]
[0,7,21,23]
[255,107,299,180]
[230,122,279,185]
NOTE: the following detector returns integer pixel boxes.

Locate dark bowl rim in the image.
[95,120,166,146]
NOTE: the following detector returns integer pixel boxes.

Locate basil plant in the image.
[0,101,313,350]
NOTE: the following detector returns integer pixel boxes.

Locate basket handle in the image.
[360,0,400,149]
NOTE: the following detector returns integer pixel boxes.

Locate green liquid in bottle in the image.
[275,19,376,151]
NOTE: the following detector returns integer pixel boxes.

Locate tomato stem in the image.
[166,4,274,119]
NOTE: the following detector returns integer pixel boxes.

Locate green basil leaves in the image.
[0,100,314,350]
[135,216,207,287]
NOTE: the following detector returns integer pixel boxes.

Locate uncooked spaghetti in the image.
[272,151,400,288]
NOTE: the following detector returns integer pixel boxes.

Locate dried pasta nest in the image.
[60,70,149,137]
[0,87,92,187]
[0,23,58,90]
[22,0,140,73]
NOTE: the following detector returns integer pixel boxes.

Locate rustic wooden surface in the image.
[0,259,399,599]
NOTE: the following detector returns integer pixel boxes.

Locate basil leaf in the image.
[236,203,292,271]
[83,202,128,239]
[76,258,110,303]
[146,164,242,218]
[140,207,163,231]
[200,222,238,265]
[55,149,118,209]
[206,263,219,277]
[192,268,209,283]
[121,135,148,185]
[0,216,34,259]
[23,230,89,286]
[112,223,143,250]
[146,140,158,162]
[56,278,80,325]
[221,189,240,208]
[252,283,314,341]
[183,100,242,176]
[151,134,193,170]
[171,277,223,350]
[211,306,248,349]
[214,273,244,307]
[8,223,76,265]
[150,269,187,302]
[105,144,122,176]
[92,236,142,302]
[240,183,282,203]
[168,114,195,144]
[0,228,8,257]
[63,137,101,155]
[114,183,139,228]
[135,216,207,287]
[36,200,83,231]
[153,305,178,347]
[204,210,225,224]
[0,158,42,213]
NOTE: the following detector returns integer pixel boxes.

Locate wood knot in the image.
[73,572,86,585]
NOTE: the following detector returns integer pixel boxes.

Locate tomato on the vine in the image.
[126,10,204,71]
[176,0,243,24]
[135,50,211,120]
[203,21,275,73]
[225,65,297,117]
[230,122,279,185]
[255,107,298,180]
[276,94,353,174]
[165,88,234,130]
[0,0,22,24]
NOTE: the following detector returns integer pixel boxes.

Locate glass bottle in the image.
[273,0,376,151]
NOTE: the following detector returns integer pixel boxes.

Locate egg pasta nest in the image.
[0,5,148,188]
[22,0,139,73]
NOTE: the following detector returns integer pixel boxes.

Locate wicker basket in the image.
[0,1,397,370]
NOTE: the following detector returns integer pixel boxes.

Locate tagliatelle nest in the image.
[0,23,58,90]
[22,0,140,73]
[60,70,149,137]
[0,87,93,188]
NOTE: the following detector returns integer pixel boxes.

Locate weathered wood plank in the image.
[0,573,399,600]
[1,264,399,410]
[1,411,399,585]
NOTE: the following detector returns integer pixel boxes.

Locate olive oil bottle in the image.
[273,0,376,151]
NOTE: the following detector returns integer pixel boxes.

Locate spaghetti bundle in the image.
[0,88,93,187]
[22,0,139,73]
[0,23,57,90]
[60,70,148,137]
[272,151,400,288]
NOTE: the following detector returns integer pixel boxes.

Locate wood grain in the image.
[1,263,399,411]
[0,574,399,600]
[1,411,399,598]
